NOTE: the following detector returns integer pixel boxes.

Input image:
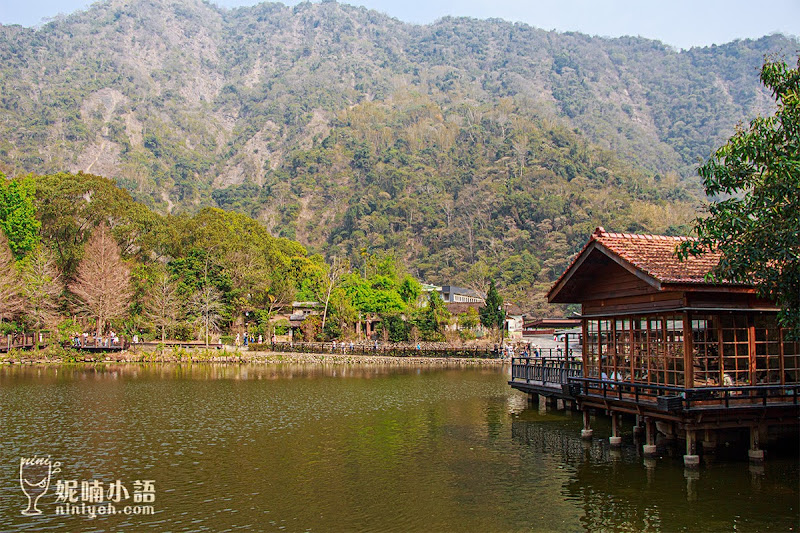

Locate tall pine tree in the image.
[480,280,504,331]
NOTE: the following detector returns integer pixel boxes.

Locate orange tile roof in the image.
[554,226,750,290]
[591,227,727,284]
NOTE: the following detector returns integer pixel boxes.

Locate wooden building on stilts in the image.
[545,227,799,466]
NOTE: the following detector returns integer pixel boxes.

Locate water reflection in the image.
[0,361,486,382]
[510,414,800,532]
[0,363,796,532]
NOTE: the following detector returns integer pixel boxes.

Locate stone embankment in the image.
[1,346,508,366]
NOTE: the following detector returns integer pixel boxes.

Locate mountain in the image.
[0,0,796,313]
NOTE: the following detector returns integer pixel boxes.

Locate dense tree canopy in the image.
[0,175,40,259]
[1,172,458,343]
[678,57,800,337]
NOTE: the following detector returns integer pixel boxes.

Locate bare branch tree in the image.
[189,284,225,348]
[320,256,345,334]
[20,245,63,344]
[143,267,182,342]
[69,224,132,336]
[0,232,23,323]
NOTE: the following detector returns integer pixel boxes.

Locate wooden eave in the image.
[659,282,756,294]
[548,241,662,304]
[548,241,755,305]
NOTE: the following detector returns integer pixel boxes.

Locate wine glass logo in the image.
[20,456,61,516]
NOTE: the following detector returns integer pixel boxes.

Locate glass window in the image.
[664,315,684,386]
[632,318,648,382]
[585,320,599,377]
[782,329,800,384]
[599,320,612,378]
[692,315,720,386]
[613,319,631,382]
[754,315,782,384]
[720,314,750,385]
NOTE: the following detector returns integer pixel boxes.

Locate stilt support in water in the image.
[581,409,593,440]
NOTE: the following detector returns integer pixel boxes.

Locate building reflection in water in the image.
[510,416,799,532]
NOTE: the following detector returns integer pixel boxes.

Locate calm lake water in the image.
[0,363,797,532]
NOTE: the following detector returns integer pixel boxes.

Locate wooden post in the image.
[610,412,622,446]
[748,424,766,462]
[683,312,693,387]
[643,417,657,456]
[684,429,700,467]
[581,409,593,440]
[702,429,717,453]
[748,315,757,386]
[633,414,644,437]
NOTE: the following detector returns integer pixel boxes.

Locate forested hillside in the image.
[0,0,795,313]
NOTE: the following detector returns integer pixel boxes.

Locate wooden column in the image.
[702,429,717,453]
[633,415,645,438]
[610,412,622,446]
[748,315,757,386]
[581,409,593,440]
[684,429,700,467]
[643,417,657,456]
[748,424,766,462]
[779,327,786,385]
[683,312,693,387]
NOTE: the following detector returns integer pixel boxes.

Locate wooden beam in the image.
[684,312,693,387]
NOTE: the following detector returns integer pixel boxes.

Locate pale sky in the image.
[1,0,798,50]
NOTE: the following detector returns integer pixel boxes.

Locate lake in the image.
[0,363,797,532]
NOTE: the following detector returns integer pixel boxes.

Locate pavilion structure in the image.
[547,227,799,466]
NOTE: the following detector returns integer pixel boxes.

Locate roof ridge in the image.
[592,226,693,242]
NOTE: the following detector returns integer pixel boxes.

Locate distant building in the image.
[439,286,485,304]
[523,317,582,336]
[506,313,525,340]
[420,284,486,313]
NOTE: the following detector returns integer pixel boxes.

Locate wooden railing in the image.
[68,336,128,350]
[510,357,584,386]
[570,377,800,412]
[2,333,52,352]
[258,342,503,359]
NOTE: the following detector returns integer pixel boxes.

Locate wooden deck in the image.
[1,333,130,353]
[571,377,800,427]
[1,333,45,353]
[509,357,583,399]
[510,358,800,424]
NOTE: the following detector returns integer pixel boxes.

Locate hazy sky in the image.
[1,0,798,50]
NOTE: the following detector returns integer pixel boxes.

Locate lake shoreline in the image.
[1,348,509,366]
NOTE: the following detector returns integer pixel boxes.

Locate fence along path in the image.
[256,341,503,359]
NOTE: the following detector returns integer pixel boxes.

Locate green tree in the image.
[678,57,800,337]
[458,306,480,330]
[32,172,160,276]
[417,291,450,341]
[398,275,422,304]
[480,280,504,331]
[0,175,41,259]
